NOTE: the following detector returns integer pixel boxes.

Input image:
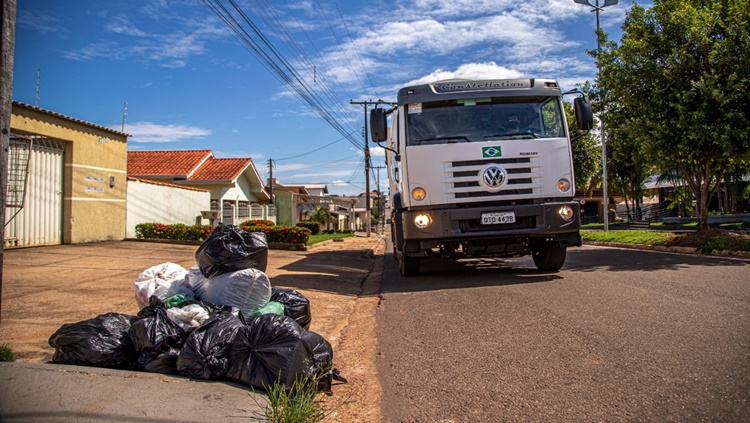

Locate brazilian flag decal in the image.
[482,146,502,158]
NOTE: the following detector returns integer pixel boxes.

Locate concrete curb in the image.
[584,241,750,260]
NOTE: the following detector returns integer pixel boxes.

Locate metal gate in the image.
[4,137,64,247]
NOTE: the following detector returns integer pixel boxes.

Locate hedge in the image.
[134,222,311,245]
[296,220,322,235]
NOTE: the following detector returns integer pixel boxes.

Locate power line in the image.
[202,0,364,149]
[275,131,354,161]
[331,0,380,98]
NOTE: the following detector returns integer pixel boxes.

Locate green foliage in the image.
[135,223,214,241]
[0,344,15,362]
[581,230,674,246]
[308,232,354,246]
[597,0,750,229]
[303,207,336,225]
[666,187,696,217]
[239,224,312,244]
[697,235,750,254]
[297,221,322,235]
[241,219,275,227]
[136,222,310,244]
[254,373,335,423]
[564,100,600,190]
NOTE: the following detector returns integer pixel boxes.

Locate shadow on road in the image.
[270,248,375,296]
[565,245,750,273]
[380,245,749,293]
[381,252,563,293]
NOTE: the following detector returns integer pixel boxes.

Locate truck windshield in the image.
[405,96,565,146]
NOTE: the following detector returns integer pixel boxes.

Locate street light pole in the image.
[575,0,617,231]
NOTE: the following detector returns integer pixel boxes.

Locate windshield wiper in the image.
[413,136,471,145]
[483,131,538,139]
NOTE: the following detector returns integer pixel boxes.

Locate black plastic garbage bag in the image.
[195,223,268,277]
[177,308,246,380]
[271,287,312,330]
[226,314,337,391]
[129,298,187,375]
[48,312,137,369]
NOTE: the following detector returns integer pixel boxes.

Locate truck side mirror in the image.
[370,108,388,143]
[574,97,594,130]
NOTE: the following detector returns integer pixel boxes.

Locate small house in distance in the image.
[127,150,273,228]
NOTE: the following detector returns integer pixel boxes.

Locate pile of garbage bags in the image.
[48,224,343,393]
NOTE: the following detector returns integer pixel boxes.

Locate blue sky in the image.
[12,0,650,196]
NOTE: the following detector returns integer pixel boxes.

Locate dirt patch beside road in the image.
[0,236,385,421]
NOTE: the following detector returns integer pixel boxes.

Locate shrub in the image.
[134,223,214,241]
[0,344,14,362]
[135,222,310,245]
[240,219,275,228]
[268,226,311,244]
[297,221,322,235]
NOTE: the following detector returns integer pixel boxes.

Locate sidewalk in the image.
[0,235,384,422]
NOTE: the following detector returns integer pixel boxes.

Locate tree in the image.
[597,0,750,230]
[564,101,600,193]
[303,206,337,229]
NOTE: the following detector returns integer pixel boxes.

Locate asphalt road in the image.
[375,244,750,422]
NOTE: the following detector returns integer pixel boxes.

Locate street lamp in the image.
[575,0,617,231]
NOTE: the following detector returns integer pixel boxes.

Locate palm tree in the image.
[304,206,337,231]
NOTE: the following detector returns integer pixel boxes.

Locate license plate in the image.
[481,211,516,225]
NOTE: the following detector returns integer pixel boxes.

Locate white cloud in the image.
[404,62,523,86]
[124,122,211,143]
[17,10,69,36]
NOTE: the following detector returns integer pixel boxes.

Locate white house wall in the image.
[126,179,211,238]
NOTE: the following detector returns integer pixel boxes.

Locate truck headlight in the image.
[557,178,571,193]
[558,205,575,221]
[414,213,432,229]
[412,187,426,201]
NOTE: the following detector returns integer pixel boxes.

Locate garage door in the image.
[4,136,64,247]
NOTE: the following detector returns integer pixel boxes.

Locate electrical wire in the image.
[202,0,365,150]
[331,0,381,98]
[275,131,354,161]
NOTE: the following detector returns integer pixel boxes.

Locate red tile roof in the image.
[127,150,212,178]
[187,158,254,182]
[126,176,210,192]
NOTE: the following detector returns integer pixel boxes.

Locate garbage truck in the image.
[369,78,594,276]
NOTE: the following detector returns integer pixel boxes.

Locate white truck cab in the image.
[370,78,593,276]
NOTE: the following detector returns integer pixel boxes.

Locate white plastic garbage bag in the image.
[187,265,271,318]
[134,262,194,309]
[166,304,211,331]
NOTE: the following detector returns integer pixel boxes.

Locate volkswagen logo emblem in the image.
[482,166,506,189]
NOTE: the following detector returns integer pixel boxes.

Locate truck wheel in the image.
[399,255,420,276]
[532,243,567,272]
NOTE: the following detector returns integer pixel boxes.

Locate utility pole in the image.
[35,68,40,107]
[268,158,274,205]
[372,165,385,234]
[1,0,18,326]
[121,101,127,133]
[575,0,617,231]
[350,99,384,237]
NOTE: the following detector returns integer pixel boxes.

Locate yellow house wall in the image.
[11,105,128,244]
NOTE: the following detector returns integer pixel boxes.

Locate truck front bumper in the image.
[397,201,582,255]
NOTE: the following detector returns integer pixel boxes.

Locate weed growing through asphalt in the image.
[0,344,15,362]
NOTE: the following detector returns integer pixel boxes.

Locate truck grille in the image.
[446,157,540,202]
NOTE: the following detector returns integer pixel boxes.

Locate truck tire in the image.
[532,243,567,272]
[399,254,420,276]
